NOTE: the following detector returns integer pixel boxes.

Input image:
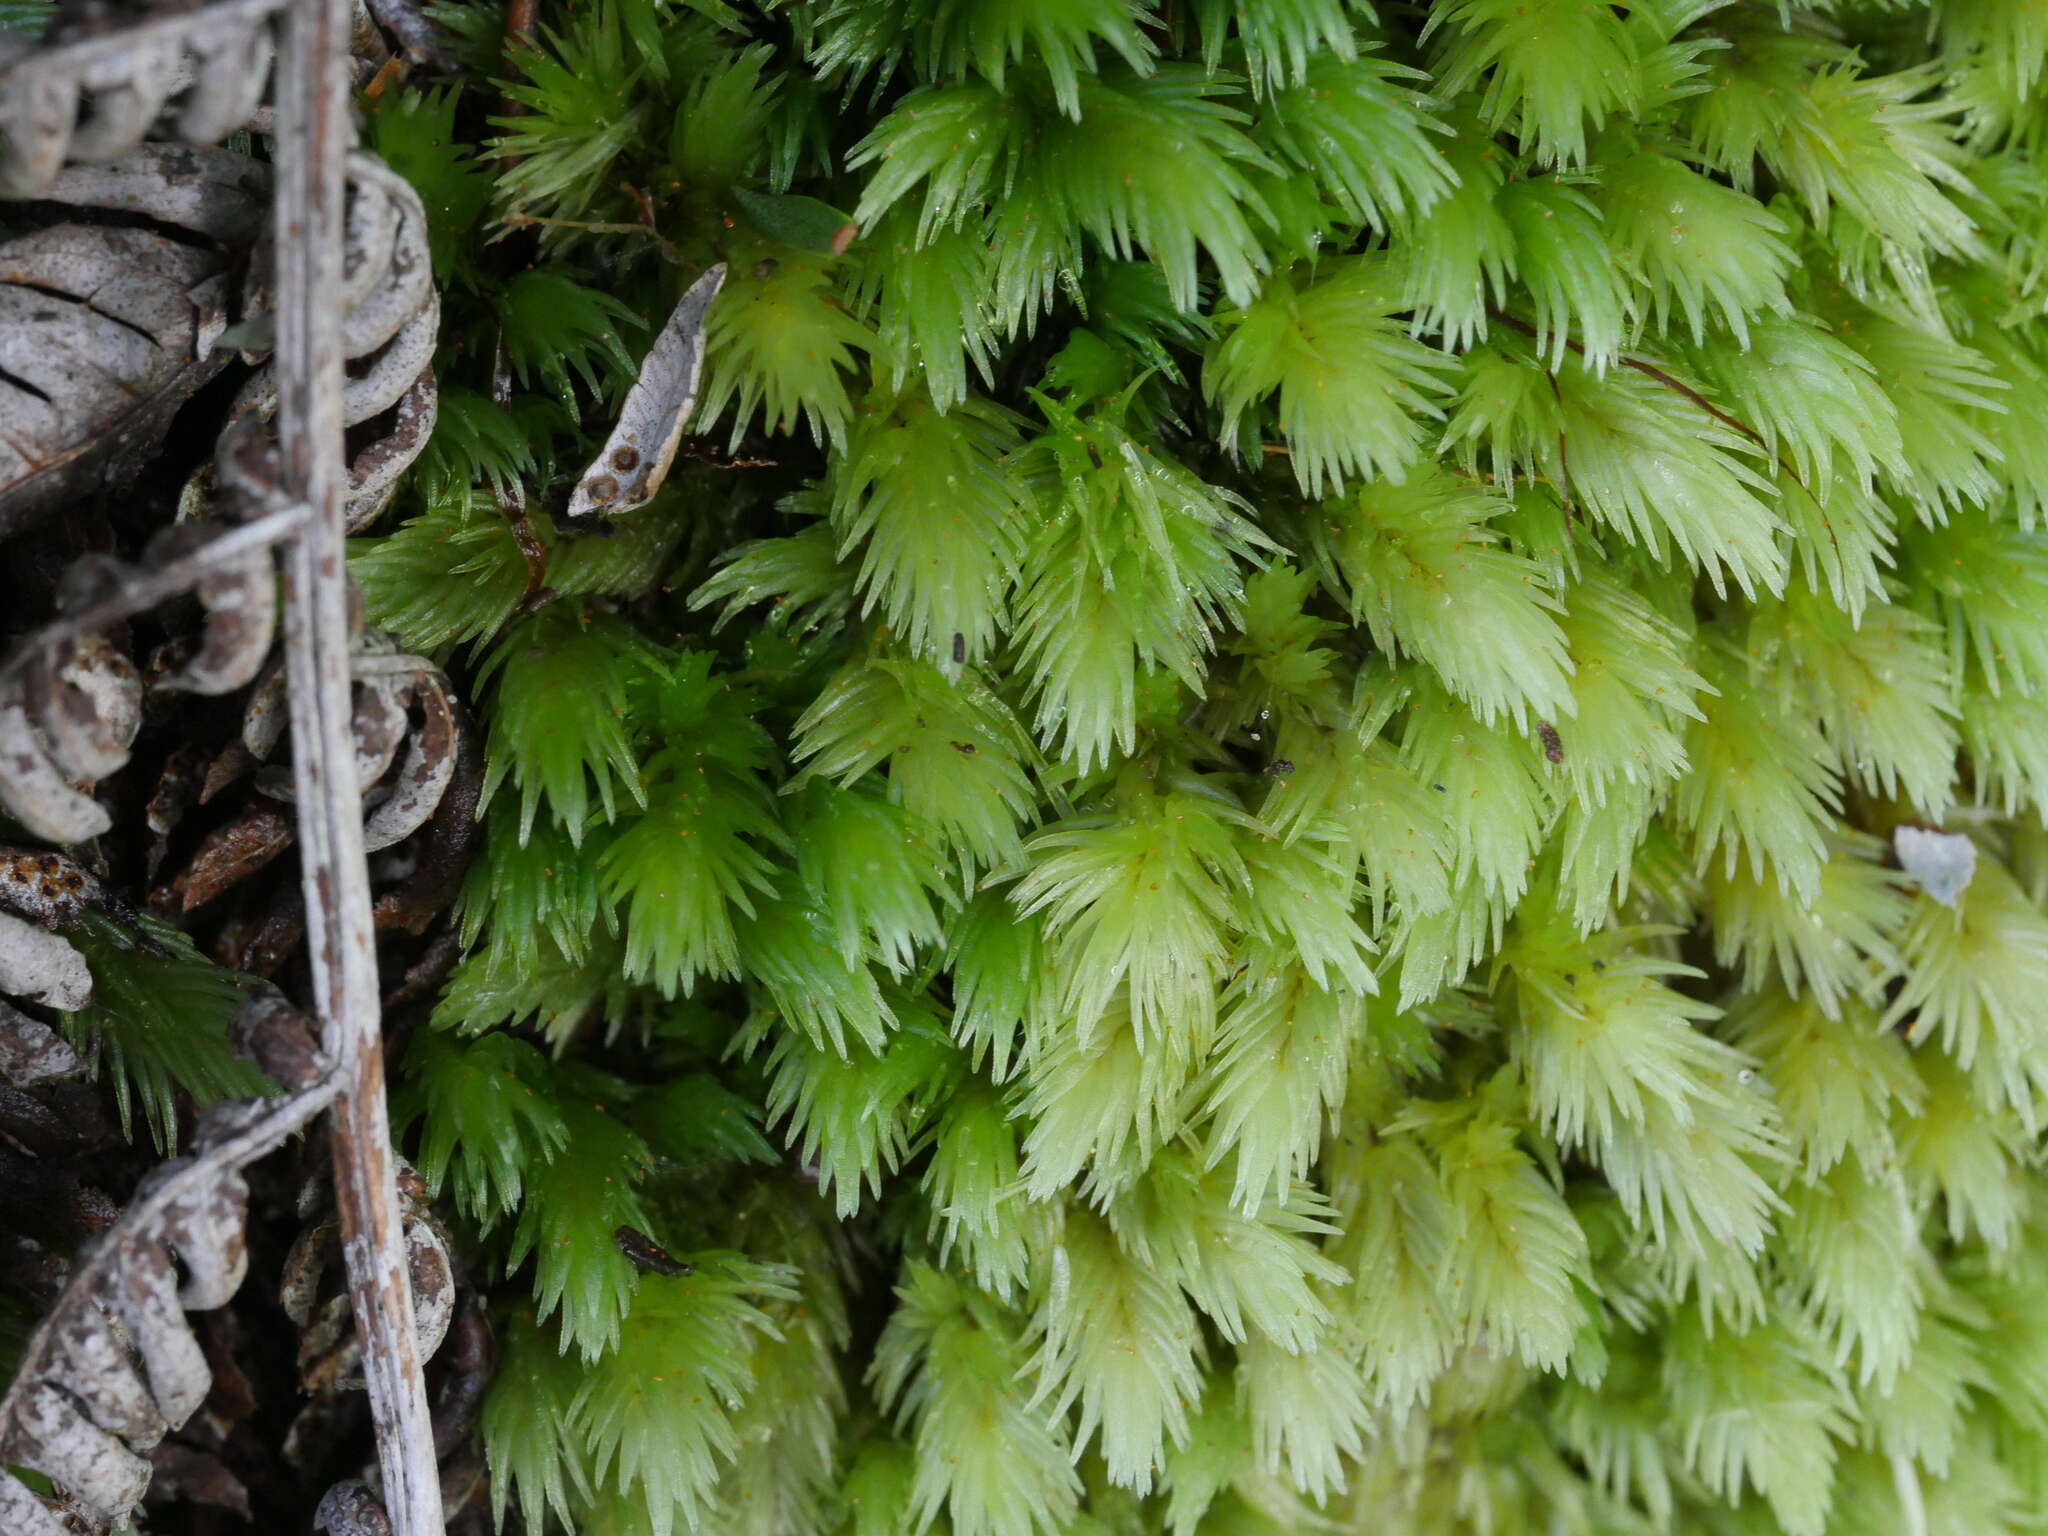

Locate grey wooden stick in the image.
[272,0,444,1530]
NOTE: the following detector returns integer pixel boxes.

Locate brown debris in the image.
[166,802,295,914]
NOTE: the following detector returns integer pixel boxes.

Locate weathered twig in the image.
[0,507,310,689]
[272,0,443,1528]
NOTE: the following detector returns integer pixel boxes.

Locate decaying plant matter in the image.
[0,0,451,1529]
[0,1000,339,1534]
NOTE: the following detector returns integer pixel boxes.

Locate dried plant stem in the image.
[273,0,442,1530]
[0,505,311,687]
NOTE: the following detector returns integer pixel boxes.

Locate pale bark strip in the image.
[272,0,443,1529]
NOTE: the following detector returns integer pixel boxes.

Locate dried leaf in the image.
[145,1442,252,1518]
[168,802,295,913]
[565,264,726,520]
[145,744,208,878]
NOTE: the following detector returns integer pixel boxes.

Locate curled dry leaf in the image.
[0,495,304,844]
[347,366,438,532]
[234,648,464,857]
[566,263,727,519]
[146,524,280,697]
[430,1296,494,1461]
[0,910,91,1012]
[240,665,290,762]
[370,695,482,935]
[352,672,413,794]
[0,0,287,197]
[230,154,441,533]
[0,1061,342,1534]
[363,665,457,852]
[0,613,142,847]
